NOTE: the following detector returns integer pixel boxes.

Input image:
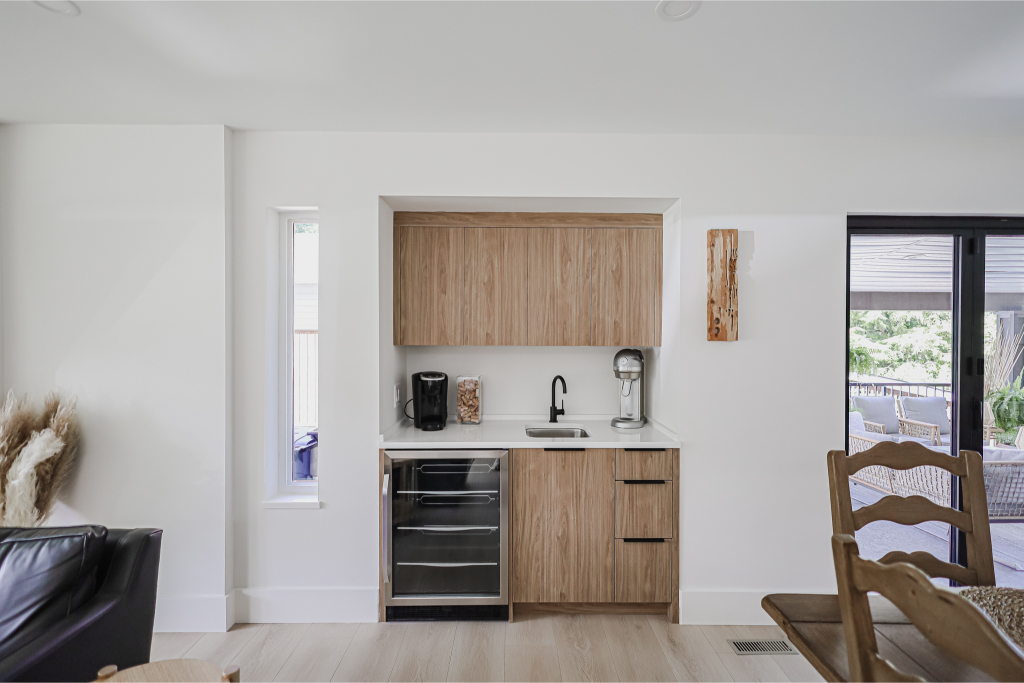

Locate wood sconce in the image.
[707,229,738,341]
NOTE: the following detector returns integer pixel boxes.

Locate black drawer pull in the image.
[623,480,666,484]
[544,448,585,452]
[624,448,666,452]
[623,538,666,543]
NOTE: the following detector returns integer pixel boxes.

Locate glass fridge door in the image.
[390,457,502,596]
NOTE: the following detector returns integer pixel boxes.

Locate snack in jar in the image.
[456,376,481,424]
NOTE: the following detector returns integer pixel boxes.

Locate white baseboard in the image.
[677,590,776,625]
[233,587,379,623]
[154,594,233,632]
[225,590,236,630]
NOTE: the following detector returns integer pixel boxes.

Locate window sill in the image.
[262,494,321,509]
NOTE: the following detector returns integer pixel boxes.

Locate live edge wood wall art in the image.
[707,229,738,341]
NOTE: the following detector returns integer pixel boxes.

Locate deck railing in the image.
[849,381,952,405]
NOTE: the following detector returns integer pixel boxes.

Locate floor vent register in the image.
[727,639,798,655]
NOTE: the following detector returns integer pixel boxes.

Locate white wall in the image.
[5,127,1024,631]
[231,132,1024,625]
[0,124,233,631]
[378,199,406,433]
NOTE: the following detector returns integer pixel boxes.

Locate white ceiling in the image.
[2,1,1024,134]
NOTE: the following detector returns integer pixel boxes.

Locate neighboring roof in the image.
[850,235,1024,294]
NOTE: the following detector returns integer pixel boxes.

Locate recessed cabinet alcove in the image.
[393,212,663,346]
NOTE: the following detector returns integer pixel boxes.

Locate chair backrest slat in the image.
[845,441,968,477]
[876,550,977,586]
[828,442,995,587]
[852,495,973,533]
[833,534,1024,682]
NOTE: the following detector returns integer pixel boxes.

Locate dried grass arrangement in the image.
[0,391,79,527]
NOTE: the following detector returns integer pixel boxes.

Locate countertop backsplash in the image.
[405,345,639,418]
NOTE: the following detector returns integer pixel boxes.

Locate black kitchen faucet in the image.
[550,375,567,423]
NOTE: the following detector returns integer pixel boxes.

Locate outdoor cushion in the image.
[984,446,1024,462]
[851,429,896,443]
[901,396,952,435]
[850,395,900,435]
[896,434,935,446]
[849,411,866,431]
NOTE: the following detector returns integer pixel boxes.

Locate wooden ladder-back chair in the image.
[828,441,996,587]
[832,534,1024,682]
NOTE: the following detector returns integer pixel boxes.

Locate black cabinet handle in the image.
[623,538,666,543]
[623,480,666,484]
[543,448,585,452]
[624,448,666,452]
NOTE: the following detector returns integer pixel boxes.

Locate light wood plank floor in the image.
[153,615,823,682]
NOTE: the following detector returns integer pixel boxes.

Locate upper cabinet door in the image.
[528,228,592,346]
[397,226,464,345]
[592,228,662,347]
[464,228,529,346]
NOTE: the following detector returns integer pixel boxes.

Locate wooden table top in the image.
[762,593,994,682]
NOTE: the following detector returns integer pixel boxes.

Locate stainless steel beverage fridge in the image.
[382,449,508,620]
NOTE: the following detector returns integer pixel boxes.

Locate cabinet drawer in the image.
[615,539,671,603]
[615,449,672,480]
[615,480,672,538]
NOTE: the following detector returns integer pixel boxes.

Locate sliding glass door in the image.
[847,218,1024,587]
[847,233,956,578]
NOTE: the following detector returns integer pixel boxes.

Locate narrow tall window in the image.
[291,221,318,483]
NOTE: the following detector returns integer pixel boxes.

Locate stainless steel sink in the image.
[525,426,590,438]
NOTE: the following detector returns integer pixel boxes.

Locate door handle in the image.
[381,474,390,584]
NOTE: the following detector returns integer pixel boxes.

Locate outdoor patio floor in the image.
[851,480,1024,588]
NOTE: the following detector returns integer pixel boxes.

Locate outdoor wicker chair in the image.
[896,395,951,446]
[850,395,936,445]
[844,435,1024,523]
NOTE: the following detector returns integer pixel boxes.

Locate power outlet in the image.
[393,384,401,408]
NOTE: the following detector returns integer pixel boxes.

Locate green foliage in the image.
[849,342,874,375]
[996,427,1020,446]
[987,378,1024,432]
[849,311,952,381]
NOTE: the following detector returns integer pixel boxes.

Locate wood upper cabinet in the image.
[592,228,661,347]
[512,448,615,602]
[393,213,662,347]
[528,228,592,346]
[396,226,464,345]
[464,228,529,345]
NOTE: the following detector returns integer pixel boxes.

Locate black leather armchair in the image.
[0,526,162,682]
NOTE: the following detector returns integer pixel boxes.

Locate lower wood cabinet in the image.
[512,447,679,618]
[615,539,672,603]
[615,480,672,539]
[615,449,672,480]
[512,448,615,602]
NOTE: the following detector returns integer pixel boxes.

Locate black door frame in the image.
[847,216,1024,571]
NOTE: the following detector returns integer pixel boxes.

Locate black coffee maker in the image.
[411,372,448,431]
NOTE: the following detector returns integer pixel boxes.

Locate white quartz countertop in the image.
[380,418,680,450]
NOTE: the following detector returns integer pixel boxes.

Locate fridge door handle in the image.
[382,473,390,584]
